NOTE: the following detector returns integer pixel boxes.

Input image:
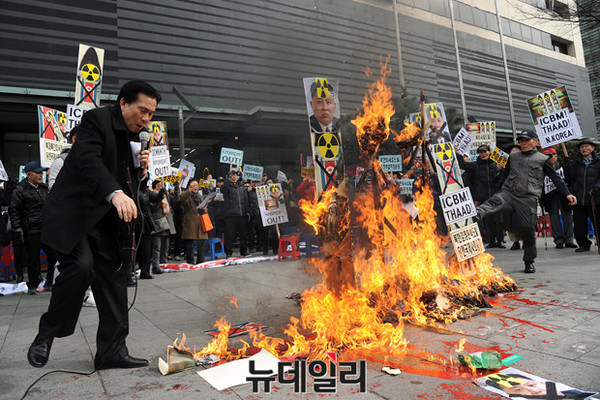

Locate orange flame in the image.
[224,295,239,309]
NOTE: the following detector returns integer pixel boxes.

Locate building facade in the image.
[0,0,595,179]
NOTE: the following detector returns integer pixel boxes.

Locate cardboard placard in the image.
[146,121,169,148]
[74,44,104,109]
[161,173,182,184]
[219,147,243,166]
[450,223,485,262]
[466,121,496,151]
[397,178,414,195]
[490,147,509,166]
[452,127,474,156]
[242,164,263,181]
[0,160,8,181]
[544,167,564,194]
[149,145,171,179]
[37,105,68,168]
[256,183,289,226]
[439,187,477,225]
[276,170,288,182]
[379,154,403,172]
[301,166,315,180]
[66,104,88,131]
[178,159,196,188]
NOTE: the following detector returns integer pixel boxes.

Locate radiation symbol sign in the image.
[434,143,454,161]
[150,122,162,133]
[315,78,330,99]
[317,133,340,160]
[80,63,100,82]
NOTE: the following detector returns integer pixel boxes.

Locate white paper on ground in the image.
[197,348,283,391]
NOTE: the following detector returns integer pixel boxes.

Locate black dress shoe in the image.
[28,334,54,368]
[556,243,564,249]
[565,242,578,248]
[524,262,535,273]
[575,247,590,252]
[151,268,163,275]
[510,242,520,250]
[95,355,149,370]
[139,274,153,279]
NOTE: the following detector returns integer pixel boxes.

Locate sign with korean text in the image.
[74,44,104,109]
[450,223,485,262]
[397,179,414,195]
[37,105,68,168]
[161,173,182,185]
[242,164,263,181]
[219,147,244,166]
[256,183,289,226]
[489,147,509,167]
[379,155,402,172]
[452,127,474,156]
[544,167,564,194]
[439,187,477,225]
[150,145,171,179]
[466,121,496,151]
[301,166,315,180]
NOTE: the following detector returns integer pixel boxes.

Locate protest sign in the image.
[146,121,168,148]
[219,147,243,166]
[452,127,474,156]
[526,86,583,147]
[37,105,68,168]
[439,187,477,225]
[431,142,464,195]
[397,179,414,195]
[243,164,263,181]
[449,223,485,262]
[466,121,496,151]
[379,155,402,172]
[303,77,342,196]
[161,173,182,185]
[150,145,171,179]
[74,44,104,109]
[490,147,509,166]
[301,166,315,180]
[277,170,288,182]
[178,159,196,188]
[0,160,8,181]
[256,183,289,226]
[544,167,564,194]
[66,104,88,131]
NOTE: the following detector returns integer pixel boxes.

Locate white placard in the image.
[149,145,171,179]
[0,160,8,181]
[535,107,583,148]
[450,222,485,262]
[276,170,288,182]
[219,147,244,166]
[379,155,402,172]
[178,159,196,189]
[256,183,289,226]
[439,187,477,225]
[66,104,88,131]
[544,167,564,194]
[243,164,263,181]
[452,127,474,156]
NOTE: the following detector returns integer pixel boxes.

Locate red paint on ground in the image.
[501,293,600,313]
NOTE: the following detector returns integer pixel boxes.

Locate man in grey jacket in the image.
[476,130,577,273]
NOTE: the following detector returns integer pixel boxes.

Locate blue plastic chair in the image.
[204,237,226,260]
[298,233,321,258]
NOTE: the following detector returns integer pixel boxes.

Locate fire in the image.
[174,63,516,367]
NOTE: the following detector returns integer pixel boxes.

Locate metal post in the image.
[178,106,185,160]
[448,0,468,124]
[494,0,517,141]
[392,0,405,88]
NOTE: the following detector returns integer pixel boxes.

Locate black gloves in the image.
[589,187,600,197]
[14,228,24,246]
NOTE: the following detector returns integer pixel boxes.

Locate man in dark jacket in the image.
[221,170,249,257]
[476,130,577,273]
[564,137,600,252]
[27,80,159,371]
[459,144,504,248]
[9,161,57,293]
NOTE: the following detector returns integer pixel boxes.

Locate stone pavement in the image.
[1,238,599,400]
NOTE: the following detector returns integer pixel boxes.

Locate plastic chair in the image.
[278,235,301,261]
[0,245,15,282]
[537,216,552,237]
[298,233,321,258]
[204,237,227,260]
[588,218,595,238]
[281,227,301,235]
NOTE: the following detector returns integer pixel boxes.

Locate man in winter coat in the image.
[476,130,577,273]
[564,137,600,252]
[221,171,249,257]
[9,161,57,293]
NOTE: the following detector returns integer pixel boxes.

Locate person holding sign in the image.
[540,148,576,249]
[476,130,576,273]
[28,80,159,370]
[564,138,600,252]
[221,171,250,258]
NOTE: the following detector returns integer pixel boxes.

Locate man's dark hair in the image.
[68,125,81,143]
[117,80,162,104]
[151,179,162,189]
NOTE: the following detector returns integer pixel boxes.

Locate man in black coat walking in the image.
[27,80,160,370]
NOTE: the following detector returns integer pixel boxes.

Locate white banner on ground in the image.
[150,145,171,179]
[452,127,474,156]
[536,108,583,148]
[256,183,289,226]
[243,164,263,181]
[379,155,402,172]
[219,147,243,166]
[0,160,8,181]
[544,167,564,194]
[439,187,477,226]
[450,222,485,262]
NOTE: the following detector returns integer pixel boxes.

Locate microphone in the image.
[139,129,150,167]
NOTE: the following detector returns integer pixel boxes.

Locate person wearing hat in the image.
[540,147,576,249]
[564,137,600,252]
[8,161,57,294]
[476,130,577,273]
[458,144,504,248]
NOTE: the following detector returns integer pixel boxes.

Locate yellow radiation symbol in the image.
[270,184,279,193]
[80,63,101,82]
[315,78,330,99]
[151,122,162,133]
[58,113,66,125]
[434,143,453,161]
[317,133,340,159]
[427,104,441,120]
[485,373,524,388]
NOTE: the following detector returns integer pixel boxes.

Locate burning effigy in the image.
[163,60,516,374]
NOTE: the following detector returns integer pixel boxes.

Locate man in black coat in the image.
[27,80,160,370]
[221,171,250,257]
[564,137,600,252]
